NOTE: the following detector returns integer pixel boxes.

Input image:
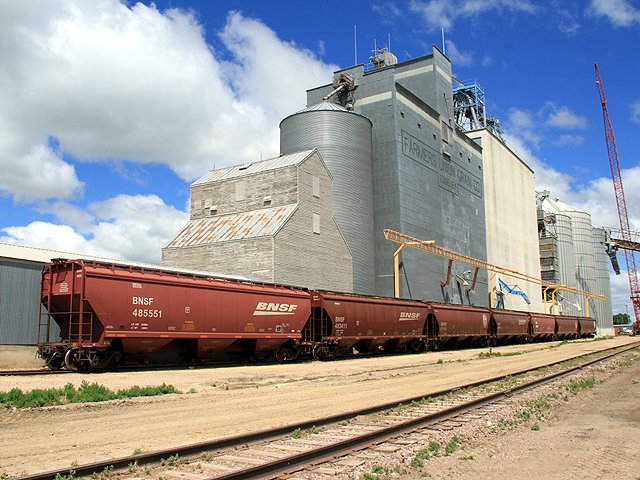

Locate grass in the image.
[565,377,596,395]
[478,350,522,359]
[160,454,180,467]
[0,382,181,408]
[445,436,460,456]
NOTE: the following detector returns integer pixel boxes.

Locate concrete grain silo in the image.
[280,101,375,294]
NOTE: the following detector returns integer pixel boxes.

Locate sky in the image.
[0,0,639,315]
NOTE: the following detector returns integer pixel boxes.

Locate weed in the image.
[414,448,430,461]
[187,388,197,394]
[436,359,444,365]
[428,440,441,454]
[310,425,320,434]
[478,351,522,358]
[411,456,425,469]
[100,465,114,479]
[393,463,408,474]
[0,382,181,409]
[371,464,388,474]
[291,428,302,439]
[161,454,180,467]
[632,380,639,385]
[445,436,460,456]
[54,471,76,480]
[531,423,540,431]
[459,455,474,460]
[566,377,596,395]
[200,453,213,462]
[127,462,138,473]
[132,448,144,455]
[143,467,151,476]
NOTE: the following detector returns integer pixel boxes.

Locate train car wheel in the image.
[64,348,80,372]
[275,347,286,363]
[45,352,64,370]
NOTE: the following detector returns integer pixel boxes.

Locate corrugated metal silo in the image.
[554,213,578,313]
[280,102,375,294]
[592,227,614,334]
[567,210,597,315]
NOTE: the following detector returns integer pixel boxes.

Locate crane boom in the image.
[594,63,640,334]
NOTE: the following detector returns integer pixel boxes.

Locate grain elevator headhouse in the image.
[297,45,488,303]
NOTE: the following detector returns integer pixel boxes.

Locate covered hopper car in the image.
[36,259,596,371]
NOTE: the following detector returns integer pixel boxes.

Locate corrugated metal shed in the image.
[193,150,316,185]
[166,205,298,247]
[0,258,47,344]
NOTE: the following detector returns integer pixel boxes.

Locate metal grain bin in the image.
[567,210,597,316]
[280,102,375,294]
[554,213,578,313]
[592,227,614,334]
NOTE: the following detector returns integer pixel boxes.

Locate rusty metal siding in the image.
[0,258,59,345]
[166,205,298,248]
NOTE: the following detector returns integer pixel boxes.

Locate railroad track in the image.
[15,342,639,480]
[0,369,69,377]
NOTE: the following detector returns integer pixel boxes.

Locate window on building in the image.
[312,213,320,234]
[235,182,245,201]
[263,196,272,207]
[210,205,218,215]
[312,176,320,198]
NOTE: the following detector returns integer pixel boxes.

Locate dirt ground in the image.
[0,336,637,477]
[407,352,640,480]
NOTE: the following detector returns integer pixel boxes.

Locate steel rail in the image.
[14,342,639,480]
[0,369,70,377]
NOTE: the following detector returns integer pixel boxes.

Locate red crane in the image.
[595,63,640,335]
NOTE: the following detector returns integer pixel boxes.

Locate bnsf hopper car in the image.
[38,259,311,370]
[36,259,596,371]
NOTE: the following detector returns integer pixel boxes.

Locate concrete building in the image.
[163,149,353,291]
[304,46,488,304]
[468,128,543,313]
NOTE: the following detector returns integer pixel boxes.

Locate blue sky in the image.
[0,0,638,314]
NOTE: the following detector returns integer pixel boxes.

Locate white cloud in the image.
[631,99,640,123]
[409,0,537,32]
[589,0,640,27]
[545,104,588,129]
[444,40,473,66]
[1,194,188,264]
[553,134,585,146]
[609,268,635,314]
[508,108,535,129]
[0,1,337,201]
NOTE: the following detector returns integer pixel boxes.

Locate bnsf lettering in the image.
[133,297,154,306]
[399,312,421,319]
[256,302,297,312]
